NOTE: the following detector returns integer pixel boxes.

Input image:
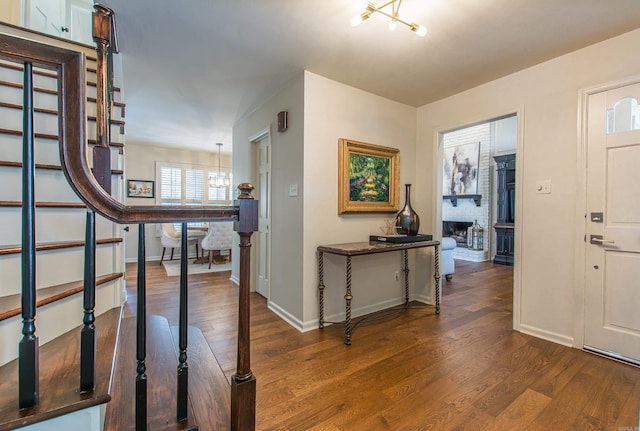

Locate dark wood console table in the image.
[317,240,441,345]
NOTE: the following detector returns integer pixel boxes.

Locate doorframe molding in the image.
[574,74,640,348]
[248,126,272,300]
[432,106,525,330]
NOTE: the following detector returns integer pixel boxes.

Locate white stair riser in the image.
[0,279,120,366]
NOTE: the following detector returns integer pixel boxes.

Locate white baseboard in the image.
[268,297,418,334]
[413,293,433,304]
[230,274,239,285]
[125,254,198,264]
[267,301,306,331]
[518,323,574,347]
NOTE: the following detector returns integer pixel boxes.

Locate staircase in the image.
[0,13,126,431]
[0,6,258,431]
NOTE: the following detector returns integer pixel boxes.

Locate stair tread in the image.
[0,237,123,255]
[0,78,121,93]
[0,101,126,125]
[104,315,198,431]
[0,127,124,147]
[0,272,123,322]
[170,325,231,429]
[0,160,124,175]
[0,200,85,208]
[0,307,122,431]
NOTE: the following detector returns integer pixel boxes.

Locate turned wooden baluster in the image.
[19,61,39,409]
[176,223,189,421]
[136,224,148,430]
[80,210,97,392]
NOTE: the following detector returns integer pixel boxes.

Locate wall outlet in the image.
[394,271,399,281]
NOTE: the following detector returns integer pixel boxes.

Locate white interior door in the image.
[26,0,66,38]
[255,134,271,298]
[584,82,640,365]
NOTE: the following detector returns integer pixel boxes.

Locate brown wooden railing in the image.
[0,6,257,430]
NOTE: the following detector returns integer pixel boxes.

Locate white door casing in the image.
[253,133,271,299]
[584,82,640,364]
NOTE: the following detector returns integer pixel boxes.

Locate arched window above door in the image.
[606,96,640,134]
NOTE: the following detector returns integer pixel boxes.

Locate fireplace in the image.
[442,221,473,248]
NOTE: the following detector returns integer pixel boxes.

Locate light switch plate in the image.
[289,184,298,197]
[536,179,551,194]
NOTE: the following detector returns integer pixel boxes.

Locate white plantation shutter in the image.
[159,166,182,205]
[185,168,205,204]
[156,161,233,210]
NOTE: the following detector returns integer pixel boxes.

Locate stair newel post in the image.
[80,209,97,392]
[92,4,113,194]
[176,222,189,421]
[231,183,258,431]
[19,61,39,409]
[136,224,148,430]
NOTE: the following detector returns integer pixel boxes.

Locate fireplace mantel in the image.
[443,194,482,207]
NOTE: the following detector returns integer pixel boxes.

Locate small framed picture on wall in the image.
[127,179,155,198]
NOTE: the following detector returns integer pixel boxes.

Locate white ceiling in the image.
[101,0,640,152]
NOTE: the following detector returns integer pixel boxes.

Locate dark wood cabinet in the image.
[493,154,515,266]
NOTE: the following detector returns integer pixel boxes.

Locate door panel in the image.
[584,82,640,364]
[255,135,271,298]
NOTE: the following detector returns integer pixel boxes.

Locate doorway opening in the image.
[439,114,517,266]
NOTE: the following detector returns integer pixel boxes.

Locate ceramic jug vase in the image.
[395,184,420,236]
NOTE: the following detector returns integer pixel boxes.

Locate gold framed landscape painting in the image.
[338,138,400,214]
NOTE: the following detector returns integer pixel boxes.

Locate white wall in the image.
[232,73,305,320]
[0,0,22,25]
[416,27,640,346]
[123,141,227,262]
[302,72,418,328]
[234,71,419,330]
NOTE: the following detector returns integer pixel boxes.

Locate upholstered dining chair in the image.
[159,223,199,265]
[200,222,234,269]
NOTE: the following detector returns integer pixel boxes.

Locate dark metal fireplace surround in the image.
[443,221,473,248]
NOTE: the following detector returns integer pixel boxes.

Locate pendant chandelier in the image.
[350,0,427,37]
[209,142,230,188]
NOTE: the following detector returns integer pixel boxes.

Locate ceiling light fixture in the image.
[209,142,230,188]
[351,0,427,37]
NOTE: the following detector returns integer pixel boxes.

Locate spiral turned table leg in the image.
[344,256,353,345]
[434,245,441,315]
[318,251,325,329]
[402,250,410,306]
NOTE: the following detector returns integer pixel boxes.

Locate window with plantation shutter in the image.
[156,162,233,229]
[159,166,182,206]
[156,162,233,205]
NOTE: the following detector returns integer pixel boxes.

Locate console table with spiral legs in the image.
[317,240,441,345]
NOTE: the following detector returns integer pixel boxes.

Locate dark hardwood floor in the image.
[124,259,640,430]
